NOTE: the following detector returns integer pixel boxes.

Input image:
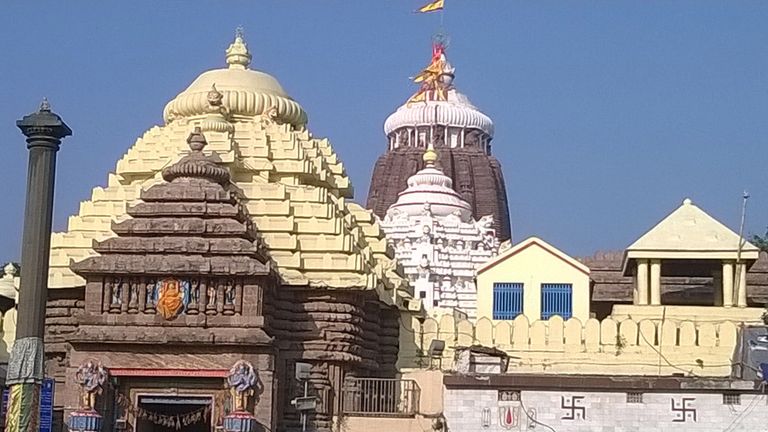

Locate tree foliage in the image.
[751,228,768,252]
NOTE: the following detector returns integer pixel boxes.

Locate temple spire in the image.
[161,127,231,185]
[225,27,251,70]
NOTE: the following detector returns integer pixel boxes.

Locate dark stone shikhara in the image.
[45,128,400,432]
[367,145,512,241]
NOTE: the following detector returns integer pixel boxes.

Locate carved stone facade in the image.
[379,147,499,319]
[39,34,403,432]
[42,129,400,432]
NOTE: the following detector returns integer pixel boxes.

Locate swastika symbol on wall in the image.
[561,396,586,420]
[671,398,697,422]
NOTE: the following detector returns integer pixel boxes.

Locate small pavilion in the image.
[616,198,760,321]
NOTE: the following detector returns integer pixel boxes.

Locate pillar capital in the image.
[16,99,72,148]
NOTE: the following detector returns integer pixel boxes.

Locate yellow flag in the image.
[418,0,444,13]
[407,90,428,105]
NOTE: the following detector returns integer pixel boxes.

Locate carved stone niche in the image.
[94,275,248,320]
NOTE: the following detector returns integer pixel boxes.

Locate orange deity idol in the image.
[157,278,184,320]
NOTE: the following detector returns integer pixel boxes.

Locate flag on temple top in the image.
[417,0,444,13]
[406,90,428,105]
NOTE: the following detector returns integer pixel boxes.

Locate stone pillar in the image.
[636,260,649,306]
[6,100,71,432]
[722,261,734,308]
[649,259,661,306]
[308,362,332,432]
[737,263,748,308]
[713,269,723,306]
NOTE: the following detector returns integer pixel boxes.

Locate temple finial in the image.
[423,142,438,166]
[226,27,252,70]
[39,97,51,112]
[187,127,207,152]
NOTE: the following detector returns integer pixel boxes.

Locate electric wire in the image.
[519,397,557,432]
[721,383,765,432]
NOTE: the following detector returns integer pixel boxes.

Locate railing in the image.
[341,378,420,417]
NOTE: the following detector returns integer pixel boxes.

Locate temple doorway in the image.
[134,395,212,432]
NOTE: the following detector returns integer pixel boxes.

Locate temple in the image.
[378,144,499,319]
[25,33,409,432]
[366,41,512,241]
[3,28,768,432]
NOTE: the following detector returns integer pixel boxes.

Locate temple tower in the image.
[37,32,408,432]
[366,41,512,241]
[379,144,500,319]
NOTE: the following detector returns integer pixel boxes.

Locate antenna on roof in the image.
[737,190,750,260]
[735,190,750,305]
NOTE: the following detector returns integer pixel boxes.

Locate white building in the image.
[379,145,499,319]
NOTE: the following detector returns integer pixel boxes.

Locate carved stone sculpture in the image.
[227,360,258,412]
[75,360,108,410]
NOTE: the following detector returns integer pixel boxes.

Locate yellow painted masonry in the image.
[45,35,409,307]
[476,237,590,322]
[399,313,742,376]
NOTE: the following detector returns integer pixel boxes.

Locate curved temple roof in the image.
[48,32,409,306]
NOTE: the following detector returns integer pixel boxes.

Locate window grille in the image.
[626,392,643,404]
[541,283,573,320]
[723,394,741,405]
[493,283,523,320]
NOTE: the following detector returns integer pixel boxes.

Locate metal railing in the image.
[341,378,420,417]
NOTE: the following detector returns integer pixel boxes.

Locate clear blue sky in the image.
[1,1,767,261]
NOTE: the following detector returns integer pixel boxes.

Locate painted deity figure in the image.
[190,279,200,305]
[207,283,217,308]
[145,280,156,307]
[156,278,184,320]
[227,360,258,412]
[224,281,236,305]
[111,278,122,306]
[75,360,108,410]
[128,282,138,306]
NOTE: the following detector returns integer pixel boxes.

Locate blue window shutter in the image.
[492,283,523,320]
[541,283,573,320]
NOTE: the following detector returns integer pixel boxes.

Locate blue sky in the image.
[1,1,767,261]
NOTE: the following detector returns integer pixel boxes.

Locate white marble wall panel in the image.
[445,388,766,432]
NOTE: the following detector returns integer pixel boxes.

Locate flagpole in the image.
[440,5,445,30]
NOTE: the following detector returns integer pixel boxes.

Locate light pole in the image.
[6,99,71,432]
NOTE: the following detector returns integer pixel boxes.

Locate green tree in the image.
[751,228,768,252]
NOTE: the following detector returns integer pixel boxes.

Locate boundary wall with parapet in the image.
[399,314,740,376]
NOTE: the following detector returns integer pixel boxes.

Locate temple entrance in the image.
[135,395,212,432]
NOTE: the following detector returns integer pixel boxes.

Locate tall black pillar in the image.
[6,99,71,432]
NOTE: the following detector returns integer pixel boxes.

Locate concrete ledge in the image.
[611,305,764,323]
